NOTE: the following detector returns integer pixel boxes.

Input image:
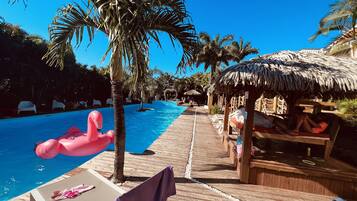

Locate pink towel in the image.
[117,166,176,201]
[51,184,95,200]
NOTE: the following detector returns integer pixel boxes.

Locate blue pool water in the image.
[0,101,185,200]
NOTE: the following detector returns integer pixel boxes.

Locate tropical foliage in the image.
[44,0,197,182]
[195,32,258,108]
[195,33,258,83]
[195,33,234,83]
[0,20,111,114]
[310,0,357,41]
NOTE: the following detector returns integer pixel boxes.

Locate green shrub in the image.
[210,104,223,114]
[337,99,357,114]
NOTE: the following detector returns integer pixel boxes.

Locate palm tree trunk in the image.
[207,66,216,111]
[140,88,144,111]
[110,48,126,183]
[111,80,126,183]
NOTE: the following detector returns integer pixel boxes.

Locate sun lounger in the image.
[106,98,113,106]
[30,169,125,201]
[17,101,37,114]
[125,98,132,103]
[30,166,176,201]
[52,100,65,111]
[229,118,341,159]
[92,99,102,107]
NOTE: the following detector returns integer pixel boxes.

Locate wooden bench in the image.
[229,118,340,159]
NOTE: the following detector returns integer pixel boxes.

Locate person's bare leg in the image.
[292,114,306,133]
[306,116,319,128]
[301,118,313,133]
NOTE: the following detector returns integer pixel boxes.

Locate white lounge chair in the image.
[125,98,132,103]
[30,169,125,201]
[106,98,113,106]
[17,101,37,114]
[79,101,88,108]
[52,100,65,111]
[93,99,102,107]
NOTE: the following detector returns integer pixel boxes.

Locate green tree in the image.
[43,0,197,182]
[195,33,234,83]
[228,37,258,63]
[310,0,357,41]
[195,33,257,108]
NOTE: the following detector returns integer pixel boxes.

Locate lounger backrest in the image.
[18,101,34,109]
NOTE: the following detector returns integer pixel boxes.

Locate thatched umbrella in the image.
[216,50,357,98]
[184,89,201,96]
[215,50,357,183]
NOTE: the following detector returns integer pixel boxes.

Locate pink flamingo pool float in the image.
[35,110,114,159]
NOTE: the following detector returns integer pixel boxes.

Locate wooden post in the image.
[272,96,278,113]
[240,90,260,183]
[256,95,263,112]
[207,92,213,111]
[223,94,232,131]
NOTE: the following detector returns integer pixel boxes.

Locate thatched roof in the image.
[325,27,357,56]
[326,28,356,50]
[216,50,357,98]
[184,89,201,96]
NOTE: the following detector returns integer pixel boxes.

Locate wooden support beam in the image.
[240,90,260,183]
[223,95,232,131]
[272,96,278,113]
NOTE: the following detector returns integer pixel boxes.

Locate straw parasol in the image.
[184,89,201,96]
[216,50,357,98]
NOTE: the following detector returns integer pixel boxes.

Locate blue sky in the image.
[0,0,338,76]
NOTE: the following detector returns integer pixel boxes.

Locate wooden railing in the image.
[229,95,287,115]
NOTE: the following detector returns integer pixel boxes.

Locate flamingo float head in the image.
[89,110,103,130]
[35,139,60,159]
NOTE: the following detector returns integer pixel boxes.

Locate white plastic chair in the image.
[52,100,65,111]
[106,98,113,106]
[125,97,132,103]
[18,101,37,114]
[93,99,102,107]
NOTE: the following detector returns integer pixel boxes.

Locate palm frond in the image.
[43,3,102,69]
[199,32,211,43]
[309,24,341,41]
[145,10,198,70]
[218,34,234,47]
[311,0,357,41]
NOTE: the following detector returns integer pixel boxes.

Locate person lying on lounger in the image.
[290,106,328,135]
[230,106,275,129]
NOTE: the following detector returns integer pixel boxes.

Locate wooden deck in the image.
[12,107,335,201]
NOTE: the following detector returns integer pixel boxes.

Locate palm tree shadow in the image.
[198,164,237,171]
[129,149,156,156]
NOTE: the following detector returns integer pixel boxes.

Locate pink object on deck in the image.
[312,121,329,134]
[35,111,115,159]
[51,184,95,200]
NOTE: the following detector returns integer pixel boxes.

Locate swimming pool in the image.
[0,101,185,200]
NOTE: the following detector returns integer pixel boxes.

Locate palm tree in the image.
[195,33,234,109]
[195,33,258,108]
[228,37,258,63]
[195,33,234,83]
[310,0,357,41]
[43,0,197,183]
